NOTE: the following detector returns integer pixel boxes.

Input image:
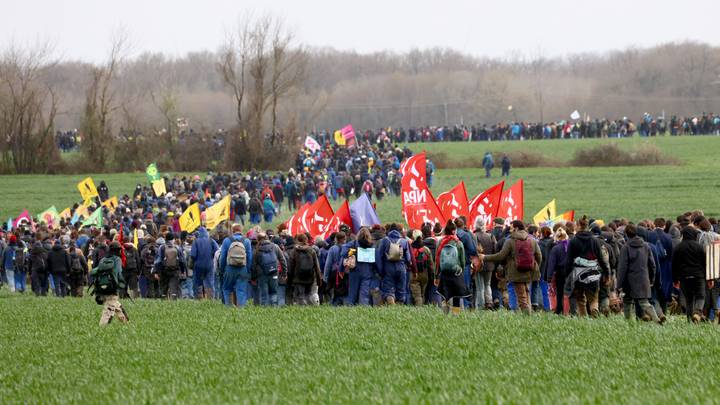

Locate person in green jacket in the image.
[90,241,128,326]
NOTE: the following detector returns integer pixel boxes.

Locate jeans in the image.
[680,277,706,321]
[484,167,491,178]
[623,297,659,322]
[53,273,67,297]
[5,269,15,292]
[473,271,492,308]
[193,267,215,299]
[222,266,250,306]
[257,274,279,306]
[15,270,26,292]
[530,280,542,308]
[249,213,261,224]
[180,278,194,299]
[277,285,287,306]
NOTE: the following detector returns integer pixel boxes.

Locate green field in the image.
[2,136,719,226]
[1,293,719,403]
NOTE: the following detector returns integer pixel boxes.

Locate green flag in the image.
[146,163,161,183]
[81,208,103,228]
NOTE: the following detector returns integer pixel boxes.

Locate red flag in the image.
[286,203,311,236]
[118,224,127,267]
[306,195,334,238]
[13,209,32,229]
[436,181,469,221]
[497,179,524,226]
[468,181,504,230]
[557,210,575,222]
[320,200,352,239]
[401,182,445,230]
[399,152,426,188]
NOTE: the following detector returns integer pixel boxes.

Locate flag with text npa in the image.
[468,181,504,230]
[179,203,201,233]
[205,196,230,230]
[320,200,352,239]
[436,181,469,221]
[77,177,98,201]
[349,193,380,233]
[400,152,444,229]
[532,199,557,226]
[498,179,524,226]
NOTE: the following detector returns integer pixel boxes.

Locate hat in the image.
[494,217,505,225]
[9,235,17,244]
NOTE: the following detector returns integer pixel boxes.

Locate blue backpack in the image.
[257,244,278,276]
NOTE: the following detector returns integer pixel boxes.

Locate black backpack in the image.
[295,249,315,284]
[141,245,156,273]
[125,249,138,270]
[69,255,85,279]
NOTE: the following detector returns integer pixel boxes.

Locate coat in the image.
[47,244,70,275]
[616,237,655,299]
[190,227,219,271]
[473,229,496,273]
[671,227,705,280]
[483,230,542,283]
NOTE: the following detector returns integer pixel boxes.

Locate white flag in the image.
[304,136,321,152]
[570,110,581,120]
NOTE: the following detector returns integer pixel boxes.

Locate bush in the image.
[570,143,679,167]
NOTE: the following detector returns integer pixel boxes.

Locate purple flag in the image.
[349,193,380,232]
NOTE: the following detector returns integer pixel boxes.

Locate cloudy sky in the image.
[2,0,718,62]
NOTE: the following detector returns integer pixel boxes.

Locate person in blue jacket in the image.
[218,223,253,307]
[323,231,348,305]
[343,228,379,305]
[376,223,412,304]
[190,227,219,299]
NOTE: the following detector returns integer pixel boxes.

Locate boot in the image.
[451,306,461,315]
[385,296,395,305]
[442,301,450,315]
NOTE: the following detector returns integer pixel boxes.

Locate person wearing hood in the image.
[287,233,321,305]
[90,241,128,326]
[636,225,666,321]
[47,241,71,297]
[376,223,412,305]
[564,216,610,317]
[435,220,468,314]
[252,232,287,306]
[248,194,263,225]
[546,227,570,314]
[190,227,219,299]
[482,220,542,314]
[616,224,662,324]
[1,235,25,293]
[672,226,708,322]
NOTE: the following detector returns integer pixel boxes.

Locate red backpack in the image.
[515,239,535,273]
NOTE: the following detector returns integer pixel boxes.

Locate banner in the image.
[553,210,575,223]
[320,200,352,239]
[152,179,167,197]
[399,151,444,229]
[179,202,201,233]
[305,195,335,238]
[532,199,557,226]
[286,203,311,236]
[81,208,103,228]
[146,163,161,183]
[349,193,381,232]
[341,124,355,146]
[334,130,346,146]
[37,206,60,228]
[205,196,230,230]
[103,196,119,211]
[77,177,98,201]
[498,179,524,226]
[436,181,469,221]
[468,181,504,230]
[304,136,321,152]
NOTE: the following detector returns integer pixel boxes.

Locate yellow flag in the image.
[152,179,167,197]
[133,229,139,247]
[334,130,346,146]
[103,196,119,210]
[74,204,89,219]
[59,208,72,219]
[533,199,557,226]
[77,177,98,201]
[205,196,230,230]
[179,203,201,233]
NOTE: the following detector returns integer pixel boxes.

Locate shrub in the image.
[570,143,679,167]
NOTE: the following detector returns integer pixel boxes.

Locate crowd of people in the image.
[1,171,719,326]
[307,113,720,144]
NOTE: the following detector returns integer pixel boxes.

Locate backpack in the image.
[386,239,403,262]
[439,243,461,274]
[125,249,137,270]
[413,247,430,273]
[295,249,315,284]
[573,256,601,285]
[141,245,156,273]
[92,257,118,295]
[227,239,247,267]
[31,254,46,274]
[257,244,278,276]
[515,239,535,273]
[13,247,25,271]
[70,256,85,279]
[164,245,179,271]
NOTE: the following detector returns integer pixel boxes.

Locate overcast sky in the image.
[2,0,718,62]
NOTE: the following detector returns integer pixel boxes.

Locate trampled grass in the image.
[1,135,719,226]
[1,293,719,403]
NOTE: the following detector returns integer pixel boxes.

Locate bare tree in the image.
[0,43,59,174]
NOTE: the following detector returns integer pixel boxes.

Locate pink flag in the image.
[304,136,321,152]
[13,209,32,229]
[341,124,355,146]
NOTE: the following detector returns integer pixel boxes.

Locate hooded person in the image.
[409,229,434,306]
[616,224,662,324]
[376,223,412,305]
[190,227,219,299]
[252,232,287,306]
[481,220,542,314]
[154,232,187,300]
[342,229,380,306]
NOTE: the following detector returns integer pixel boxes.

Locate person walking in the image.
[190,227,219,299]
[565,217,610,317]
[377,223,412,305]
[47,241,71,297]
[90,241,128,326]
[219,223,253,307]
[616,224,662,324]
[672,226,707,323]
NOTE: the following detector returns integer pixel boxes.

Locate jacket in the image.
[376,230,412,276]
[566,231,610,276]
[47,244,71,275]
[616,237,655,299]
[251,240,287,281]
[154,242,188,275]
[287,245,322,286]
[483,230,542,283]
[90,254,126,293]
[219,233,253,274]
[545,240,568,280]
[473,229,496,273]
[190,227,219,271]
[672,227,706,280]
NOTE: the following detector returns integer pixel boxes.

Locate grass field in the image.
[1,135,719,226]
[1,292,719,403]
